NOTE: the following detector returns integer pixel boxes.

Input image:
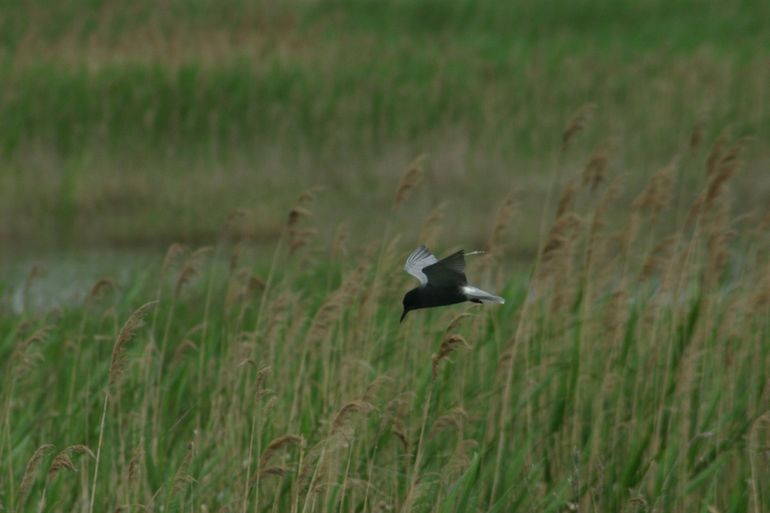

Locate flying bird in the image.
[401,245,504,322]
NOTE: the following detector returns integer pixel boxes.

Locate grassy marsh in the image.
[2,1,770,512]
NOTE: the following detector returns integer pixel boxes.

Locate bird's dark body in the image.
[403,284,468,312]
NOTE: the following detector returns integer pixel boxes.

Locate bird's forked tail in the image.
[462,285,505,304]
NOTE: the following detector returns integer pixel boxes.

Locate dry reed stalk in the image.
[11,326,49,379]
[705,131,729,177]
[305,259,370,345]
[109,301,158,389]
[228,240,244,273]
[286,187,323,256]
[384,396,411,452]
[171,442,196,498]
[393,154,427,211]
[398,478,429,513]
[704,139,744,207]
[222,208,246,242]
[161,243,187,274]
[289,226,318,256]
[432,334,471,380]
[127,439,144,485]
[561,103,596,152]
[605,289,630,342]
[487,191,517,255]
[632,157,678,219]
[174,247,213,298]
[18,444,54,507]
[750,261,770,313]
[331,223,350,259]
[689,120,704,151]
[224,268,265,309]
[582,138,614,192]
[639,235,678,283]
[536,213,582,283]
[703,201,734,288]
[556,177,577,219]
[419,202,446,248]
[587,180,621,250]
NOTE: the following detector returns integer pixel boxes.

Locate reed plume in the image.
[393,154,427,211]
[561,103,595,152]
[257,434,304,479]
[19,444,54,507]
[432,334,471,380]
[47,445,95,483]
[632,157,678,219]
[419,201,446,248]
[109,301,158,389]
[582,138,614,192]
[487,191,517,256]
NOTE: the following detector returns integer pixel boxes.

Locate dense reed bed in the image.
[2,0,770,247]
[1,126,768,512]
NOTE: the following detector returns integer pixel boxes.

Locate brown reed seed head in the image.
[419,202,446,247]
[259,434,304,474]
[706,131,729,177]
[632,157,678,217]
[86,277,118,305]
[443,439,479,481]
[445,312,474,333]
[46,445,94,483]
[705,139,744,206]
[537,213,582,280]
[430,407,468,436]
[690,120,704,151]
[19,444,55,503]
[222,208,246,240]
[161,242,187,274]
[287,188,322,256]
[109,301,158,388]
[488,191,517,253]
[582,138,614,192]
[393,154,427,211]
[331,400,374,436]
[561,103,596,152]
[556,177,577,218]
[12,326,49,378]
[128,441,145,484]
[589,179,621,240]
[432,334,471,379]
[639,235,678,282]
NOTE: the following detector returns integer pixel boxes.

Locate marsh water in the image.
[0,248,160,314]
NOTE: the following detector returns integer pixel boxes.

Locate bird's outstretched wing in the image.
[423,249,468,286]
[404,245,439,285]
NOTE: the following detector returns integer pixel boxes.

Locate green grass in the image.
[1,148,769,511]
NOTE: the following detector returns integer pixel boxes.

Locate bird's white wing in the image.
[404,245,438,285]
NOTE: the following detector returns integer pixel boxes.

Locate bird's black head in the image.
[401,288,421,322]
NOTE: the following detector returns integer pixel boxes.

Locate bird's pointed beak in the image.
[400,309,408,323]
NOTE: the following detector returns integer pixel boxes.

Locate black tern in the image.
[400,245,504,322]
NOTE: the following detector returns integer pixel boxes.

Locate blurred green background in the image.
[1,0,769,252]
